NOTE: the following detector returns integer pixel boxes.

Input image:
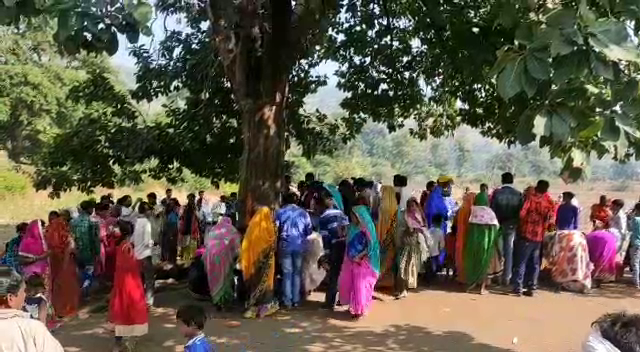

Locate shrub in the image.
[0,169,29,199]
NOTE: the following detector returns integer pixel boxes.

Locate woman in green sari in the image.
[463,191,500,294]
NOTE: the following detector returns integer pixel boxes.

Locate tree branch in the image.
[206,0,240,81]
[291,0,340,61]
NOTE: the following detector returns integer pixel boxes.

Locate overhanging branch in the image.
[291,0,340,61]
[206,0,240,80]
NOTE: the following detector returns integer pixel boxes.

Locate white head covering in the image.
[582,329,620,352]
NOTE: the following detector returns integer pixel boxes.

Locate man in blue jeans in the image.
[512,180,555,297]
[490,172,523,286]
[276,192,312,308]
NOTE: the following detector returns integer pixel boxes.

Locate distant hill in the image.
[304,83,346,116]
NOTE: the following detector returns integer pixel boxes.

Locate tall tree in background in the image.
[4,0,640,223]
[454,138,471,177]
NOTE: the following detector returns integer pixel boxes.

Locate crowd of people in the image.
[1,172,640,351]
[0,189,227,351]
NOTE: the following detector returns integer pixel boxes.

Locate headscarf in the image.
[582,329,620,352]
[376,185,398,239]
[18,220,48,277]
[469,192,499,226]
[347,206,380,273]
[324,184,344,211]
[405,197,426,230]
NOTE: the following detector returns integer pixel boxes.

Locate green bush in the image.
[0,169,29,198]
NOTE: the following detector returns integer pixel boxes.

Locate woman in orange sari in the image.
[45,212,80,318]
[455,192,475,283]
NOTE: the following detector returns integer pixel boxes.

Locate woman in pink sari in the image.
[586,224,617,286]
[204,217,241,309]
[18,220,50,296]
[338,205,380,319]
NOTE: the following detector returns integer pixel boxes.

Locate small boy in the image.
[426,214,446,279]
[176,304,214,352]
[23,275,48,326]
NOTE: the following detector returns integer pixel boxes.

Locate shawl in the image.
[469,192,498,226]
[405,198,427,230]
[347,206,380,273]
[324,184,344,211]
[18,220,48,276]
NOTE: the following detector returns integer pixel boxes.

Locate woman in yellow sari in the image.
[241,206,278,318]
[455,192,475,283]
[376,185,398,288]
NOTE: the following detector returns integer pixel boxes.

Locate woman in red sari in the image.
[45,212,80,318]
[108,220,148,351]
[95,203,120,283]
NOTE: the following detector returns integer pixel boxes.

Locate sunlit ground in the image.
[56,280,640,352]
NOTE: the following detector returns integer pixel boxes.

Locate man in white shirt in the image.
[132,202,155,306]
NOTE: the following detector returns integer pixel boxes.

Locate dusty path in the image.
[56,282,640,352]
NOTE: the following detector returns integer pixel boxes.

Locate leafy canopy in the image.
[3,0,640,194]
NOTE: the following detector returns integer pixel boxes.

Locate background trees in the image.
[3,0,640,222]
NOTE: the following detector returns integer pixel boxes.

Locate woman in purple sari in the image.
[586,223,617,286]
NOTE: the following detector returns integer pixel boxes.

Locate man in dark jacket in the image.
[490,172,524,286]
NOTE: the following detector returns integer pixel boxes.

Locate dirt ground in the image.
[56,281,640,352]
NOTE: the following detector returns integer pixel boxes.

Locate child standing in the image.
[108,221,148,352]
[426,214,446,276]
[23,274,48,326]
[176,304,214,352]
[629,203,640,289]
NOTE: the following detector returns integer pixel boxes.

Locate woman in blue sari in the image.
[338,205,380,319]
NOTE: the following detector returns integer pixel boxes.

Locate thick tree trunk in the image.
[236,83,288,228]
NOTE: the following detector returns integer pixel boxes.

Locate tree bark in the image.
[237,84,288,227]
[206,0,338,227]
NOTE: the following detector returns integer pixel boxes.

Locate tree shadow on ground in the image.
[56,288,515,352]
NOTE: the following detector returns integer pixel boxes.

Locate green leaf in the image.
[515,22,535,45]
[590,53,613,80]
[578,118,605,139]
[131,2,153,25]
[496,56,524,100]
[55,11,72,42]
[519,66,537,97]
[597,0,611,11]
[560,150,587,184]
[525,51,551,80]
[552,50,588,84]
[550,32,574,57]
[126,30,140,44]
[497,1,518,29]
[578,0,596,25]
[615,113,640,138]
[602,115,621,141]
[140,25,152,36]
[3,0,16,6]
[545,8,577,29]
[488,50,516,78]
[547,108,572,142]
[588,19,640,63]
[106,30,118,56]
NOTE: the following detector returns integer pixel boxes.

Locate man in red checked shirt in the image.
[512,180,556,297]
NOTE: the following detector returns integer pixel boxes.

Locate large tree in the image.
[4,0,640,223]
